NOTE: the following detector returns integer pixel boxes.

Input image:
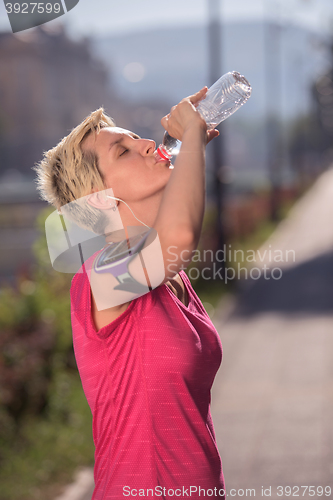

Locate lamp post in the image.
[208,0,225,259]
[265,0,283,222]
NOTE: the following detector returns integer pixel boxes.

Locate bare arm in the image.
[152,88,219,281]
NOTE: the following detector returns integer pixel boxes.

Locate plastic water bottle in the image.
[156,71,252,161]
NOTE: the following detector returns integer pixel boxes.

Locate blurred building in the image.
[0,25,118,283]
[0,24,113,178]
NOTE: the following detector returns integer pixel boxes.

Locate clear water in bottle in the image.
[156,71,252,161]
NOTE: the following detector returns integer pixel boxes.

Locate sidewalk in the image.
[211,168,333,499]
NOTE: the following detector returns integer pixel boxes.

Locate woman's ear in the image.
[87,191,116,211]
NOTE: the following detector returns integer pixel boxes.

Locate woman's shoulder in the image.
[70,267,157,336]
[91,294,132,331]
[70,265,195,336]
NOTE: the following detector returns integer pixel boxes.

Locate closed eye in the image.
[119,147,128,156]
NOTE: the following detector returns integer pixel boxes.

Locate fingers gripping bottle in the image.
[156,71,252,161]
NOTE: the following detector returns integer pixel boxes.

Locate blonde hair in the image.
[34,108,116,234]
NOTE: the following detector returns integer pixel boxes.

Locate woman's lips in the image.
[154,150,165,162]
[154,151,172,168]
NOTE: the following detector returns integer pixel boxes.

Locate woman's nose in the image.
[138,139,156,156]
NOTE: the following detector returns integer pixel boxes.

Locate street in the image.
[211,168,333,499]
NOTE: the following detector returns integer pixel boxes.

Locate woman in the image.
[35,88,225,499]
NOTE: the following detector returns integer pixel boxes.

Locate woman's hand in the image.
[161,87,219,144]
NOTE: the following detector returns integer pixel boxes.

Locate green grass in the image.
[0,373,94,500]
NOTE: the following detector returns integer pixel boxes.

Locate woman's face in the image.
[82,127,172,206]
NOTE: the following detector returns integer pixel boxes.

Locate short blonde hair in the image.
[34,108,116,234]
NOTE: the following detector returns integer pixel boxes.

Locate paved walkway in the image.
[211,167,333,499]
[55,168,333,499]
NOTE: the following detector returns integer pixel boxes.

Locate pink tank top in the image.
[70,269,225,500]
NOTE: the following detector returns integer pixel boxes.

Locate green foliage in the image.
[0,373,94,500]
[0,208,94,500]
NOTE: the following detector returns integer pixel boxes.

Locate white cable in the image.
[106,195,151,229]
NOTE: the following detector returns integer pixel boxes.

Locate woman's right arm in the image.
[90,90,219,321]
[152,88,219,282]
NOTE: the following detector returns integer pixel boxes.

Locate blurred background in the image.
[0,0,333,498]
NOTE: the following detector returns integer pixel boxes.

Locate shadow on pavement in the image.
[232,249,333,317]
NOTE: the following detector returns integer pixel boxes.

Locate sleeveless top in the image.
[70,269,225,500]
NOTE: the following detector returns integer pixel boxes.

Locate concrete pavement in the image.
[54,468,94,500]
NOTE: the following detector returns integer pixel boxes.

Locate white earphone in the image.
[106,195,150,229]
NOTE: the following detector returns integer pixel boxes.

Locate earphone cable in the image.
[106,195,151,229]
